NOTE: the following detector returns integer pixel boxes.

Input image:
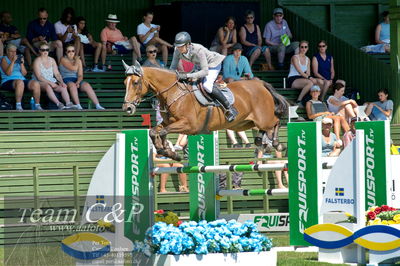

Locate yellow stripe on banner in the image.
[304,224,353,237]
[62,232,110,246]
[355,238,400,251]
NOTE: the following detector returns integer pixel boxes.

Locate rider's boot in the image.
[209,86,238,122]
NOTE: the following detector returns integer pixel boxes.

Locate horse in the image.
[122,61,289,161]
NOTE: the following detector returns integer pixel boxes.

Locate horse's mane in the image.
[144,66,177,77]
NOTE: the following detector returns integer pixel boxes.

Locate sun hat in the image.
[310,85,321,91]
[105,14,120,23]
[322,117,333,124]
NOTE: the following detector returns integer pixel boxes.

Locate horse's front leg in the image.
[149,125,166,156]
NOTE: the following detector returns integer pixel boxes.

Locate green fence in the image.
[283,7,399,123]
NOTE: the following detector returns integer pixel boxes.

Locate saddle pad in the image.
[192,85,235,106]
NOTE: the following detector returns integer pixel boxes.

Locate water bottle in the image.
[357,92,360,100]
[30,97,35,110]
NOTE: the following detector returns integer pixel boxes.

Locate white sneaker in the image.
[96,105,105,110]
[65,102,79,110]
[173,145,183,151]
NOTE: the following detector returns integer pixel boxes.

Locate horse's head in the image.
[122,60,146,115]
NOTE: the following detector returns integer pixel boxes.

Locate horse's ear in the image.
[122,60,135,75]
[133,60,143,76]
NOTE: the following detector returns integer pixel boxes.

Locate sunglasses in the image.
[318,45,326,48]
[300,46,308,48]
[66,50,75,53]
[39,17,47,21]
[40,48,50,52]
[147,50,157,54]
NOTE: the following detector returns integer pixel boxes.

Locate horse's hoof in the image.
[254,137,263,146]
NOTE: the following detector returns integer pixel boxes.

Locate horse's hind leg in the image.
[271,122,286,152]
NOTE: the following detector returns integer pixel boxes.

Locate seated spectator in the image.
[76,16,105,72]
[364,88,393,121]
[227,130,251,148]
[306,85,349,139]
[312,40,345,100]
[343,117,358,148]
[263,8,299,70]
[361,11,390,54]
[239,10,273,69]
[321,117,341,157]
[222,43,257,83]
[152,140,188,193]
[219,172,243,190]
[32,42,77,110]
[59,44,105,110]
[137,11,172,66]
[0,43,41,110]
[101,14,141,67]
[287,40,318,106]
[174,134,188,151]
[142,45,165,68]
[0,11,36,66]
[256,129,288,189]
[210,16,237,56]
[327,83,358,121]
[54,7,81,66]
[26,8,63,63]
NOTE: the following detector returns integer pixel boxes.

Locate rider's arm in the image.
[169,48,180,70]
[186,50,208,79]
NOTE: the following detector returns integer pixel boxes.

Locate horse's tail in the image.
[262,81,290,119]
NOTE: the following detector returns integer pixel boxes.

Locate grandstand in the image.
[1,1,399,263]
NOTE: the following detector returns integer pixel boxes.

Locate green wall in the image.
[280,0,388,47]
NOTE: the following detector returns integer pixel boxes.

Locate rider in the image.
[170,31,238,122]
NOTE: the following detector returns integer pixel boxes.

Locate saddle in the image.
[191,80,235,106]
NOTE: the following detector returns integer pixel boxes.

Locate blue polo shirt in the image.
[26,19,57,43]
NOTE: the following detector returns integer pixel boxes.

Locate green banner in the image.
[355,121,390,208]
[288,122,321,246]
[122,130,153,241]
[189,132,218,221]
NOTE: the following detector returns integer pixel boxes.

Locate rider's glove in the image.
[177,72,188,81]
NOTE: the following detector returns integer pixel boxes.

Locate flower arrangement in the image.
[133,219,272,256]
[366,205,400,225]
[154,209,182,227]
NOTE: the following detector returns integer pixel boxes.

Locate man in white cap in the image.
[100,14,141,69]
[263,7,299,69]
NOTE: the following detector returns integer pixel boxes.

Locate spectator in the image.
[170,31,237,122]
[263,8,299,70]
[152,140,188,193]
[312,40,345,100]
[59,44,105,110]
[219,172,243,190]
[321,117,341,157]
[287,40,318,106]
[32,42,76,110]
[142,44,165,68]
[0,43,41,110]
[227,130,251,148]
[76,16,105,72]
[361,11,390,53]
[26,8,63,63]
[137,11,172,66]
[364,88,393,121]
[239,10,273,69]
[174,134,188,151]
[101,14,141,68]
[256,130,288,189]
[210,16,237,56]
[0,11,36,66]
[306,85,349,139]
[343,117,358,148]
[327,82,358,121]
[222,43,256,83]
[54,7,81,66]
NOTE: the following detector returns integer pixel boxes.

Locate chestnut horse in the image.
[122,61,289,161]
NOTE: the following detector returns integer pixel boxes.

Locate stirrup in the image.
[224,106,238,122]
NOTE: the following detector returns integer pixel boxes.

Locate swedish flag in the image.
[96,195,105,203]
[335,188,344,196]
